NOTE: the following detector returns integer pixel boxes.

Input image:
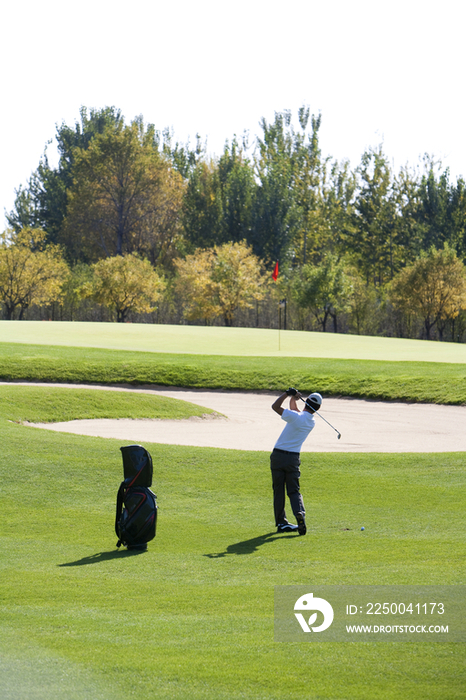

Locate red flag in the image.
[272,261,279,281]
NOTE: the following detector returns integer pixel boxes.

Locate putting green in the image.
[2,320,466,362]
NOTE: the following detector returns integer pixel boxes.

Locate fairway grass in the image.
[3,319,466,362]
[1,386,465,699]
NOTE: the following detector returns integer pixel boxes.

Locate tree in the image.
[250,107,326,267]
[5,185,40,232]
[320,158,357,262]
[217,138,256,246]
[346,270,380,336]
[7,107,125,242]
[349,147,401,286]
[182,160,225,249]
[175,241,267,326]
[59,263,94,321]
[0,229,69,319]
[62,116,185,266]
[251,110,301,264]
[294,255,352,332]
[389,244,466,340]
[416,162,451,252]
[414,162,466,258]
[88,254,165,322]
[390,164,426,264]
[173,247,219,323]
[182,138,257,251]
[449,177,466,258]
[291,107,325,265]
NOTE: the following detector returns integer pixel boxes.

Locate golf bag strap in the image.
[115,482,126,544]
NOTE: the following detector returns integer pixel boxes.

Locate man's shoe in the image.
[296,513,307,536]
[277,522,299,533]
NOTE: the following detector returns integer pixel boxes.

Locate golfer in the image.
[270,388,322,535]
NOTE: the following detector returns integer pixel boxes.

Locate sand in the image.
[16,383,466,452]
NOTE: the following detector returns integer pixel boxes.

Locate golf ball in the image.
[361,526,365,531]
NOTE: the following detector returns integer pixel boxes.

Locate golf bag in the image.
[115,445,157,549]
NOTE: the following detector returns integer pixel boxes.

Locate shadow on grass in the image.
[205,531,298,558]
[59,548,147,567]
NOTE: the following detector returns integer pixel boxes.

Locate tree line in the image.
[3,105,466,340]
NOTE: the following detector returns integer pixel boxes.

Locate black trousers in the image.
[270,448,305,526]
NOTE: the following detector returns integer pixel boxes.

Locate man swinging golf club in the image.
[270,388,322,535]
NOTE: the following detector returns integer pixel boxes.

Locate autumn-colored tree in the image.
[211,241,267,326]
[389,244,466,339]
[88,254,165,322]
[173,248,219,322]
[0,228,69,319]
[175,241,266,326]
[59,262,95,321]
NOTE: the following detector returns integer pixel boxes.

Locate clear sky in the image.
[1,0,464,228]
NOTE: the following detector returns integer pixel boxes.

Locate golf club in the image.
[296,393,341,439]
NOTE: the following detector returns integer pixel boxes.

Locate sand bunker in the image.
[19,384,466,452]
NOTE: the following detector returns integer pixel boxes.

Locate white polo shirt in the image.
[274,408,316,453]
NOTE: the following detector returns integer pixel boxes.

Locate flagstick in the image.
[278,299,286,351]
[272,261,280,350]
[278,305,281,350]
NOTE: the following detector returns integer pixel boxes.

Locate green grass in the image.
[1,386,465,699]
[0,384,215,423]
[2,342,466,404]
[2,319,466,362]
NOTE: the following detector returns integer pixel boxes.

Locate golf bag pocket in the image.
[120,444,153,487]
[115,484,157,548]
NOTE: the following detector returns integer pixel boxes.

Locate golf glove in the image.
[286,387,298,396]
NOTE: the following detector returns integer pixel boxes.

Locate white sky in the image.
[1,0,464,228]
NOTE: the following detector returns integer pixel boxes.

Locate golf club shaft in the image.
[314,411,341,439]
[296,393,341,439]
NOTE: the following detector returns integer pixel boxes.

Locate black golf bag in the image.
[115,445,157,549]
